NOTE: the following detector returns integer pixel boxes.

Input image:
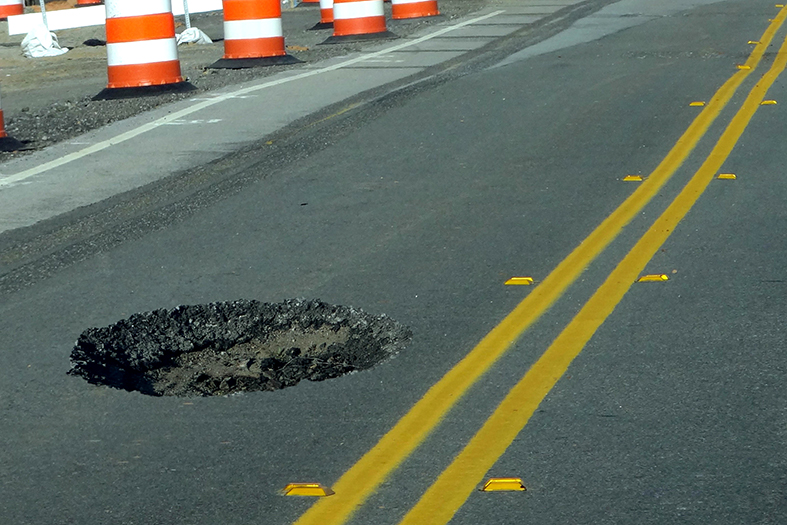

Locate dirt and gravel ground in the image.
[0,0,488,161]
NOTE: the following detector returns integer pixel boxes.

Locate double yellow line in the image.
[294,7,787,525]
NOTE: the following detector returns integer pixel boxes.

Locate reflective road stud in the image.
[637,274,669,282]
[210,0,301,69]
[323,0,397,43]
[96,0,194,99]
[392,0,439,19]
[505,277,534,286]
[283,483,335,497]
[481,478,527,492]
[622,175,643,181]
[0,0,23,20]
[717,173,737,180]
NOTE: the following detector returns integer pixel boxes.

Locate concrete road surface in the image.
[1,0,785,524]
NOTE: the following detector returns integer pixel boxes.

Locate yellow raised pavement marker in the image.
[737,64,752,70]
[637,274,669,283]
[689,101,706,107]
[748,40,761,44]
[292,10,787,525]
[717,173,737,180]
[622,175,643,182]
[481,478,526,492]
[283,483,335,497]
[761,100,778,105]
[505,277,534,286]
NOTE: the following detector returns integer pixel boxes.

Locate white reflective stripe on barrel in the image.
[107,38,178,66]
[106,0,172,19]
[333,0,383,20]
[224,18,283,40]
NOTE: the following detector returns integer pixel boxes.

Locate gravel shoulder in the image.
[0,0,488,161]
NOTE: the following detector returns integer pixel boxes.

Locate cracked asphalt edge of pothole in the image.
[68,298,413,397]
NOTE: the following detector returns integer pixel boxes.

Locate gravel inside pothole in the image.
[68,298,412,397]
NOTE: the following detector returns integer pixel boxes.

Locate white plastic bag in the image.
[21,23,69,58]
[177,27,213,45]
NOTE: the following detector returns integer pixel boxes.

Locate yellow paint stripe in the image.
[396,25,787,525]
[291,10,787,525]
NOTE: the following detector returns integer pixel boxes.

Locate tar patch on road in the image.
[69,299,411,397]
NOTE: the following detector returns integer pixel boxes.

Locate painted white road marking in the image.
[162,118,224,125]
[0,10,505,188]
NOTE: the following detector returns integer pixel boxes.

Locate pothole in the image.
[68,299,411,397]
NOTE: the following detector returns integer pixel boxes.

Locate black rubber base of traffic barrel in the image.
[208,54,303,70]
[92,82,197,101]
[309,21,333,31]
[0,135,29,152]
[321,31,398,45]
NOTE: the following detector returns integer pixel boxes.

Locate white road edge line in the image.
[0,10,505,188]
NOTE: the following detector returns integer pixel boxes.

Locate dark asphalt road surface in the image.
[1,0,785,524]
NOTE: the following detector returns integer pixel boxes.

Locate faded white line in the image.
[0,10,504,188]
[163,118,224,125]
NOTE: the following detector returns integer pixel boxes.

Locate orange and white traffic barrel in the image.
[391,0,438,19]
[310,0,333,30]
[324,0,396,43]
[0,87,7,140]
[210,0,301,69]
[0,0,23,21]
[96,0,193,98]
[0,86,25,152]
[76,0,104,7]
